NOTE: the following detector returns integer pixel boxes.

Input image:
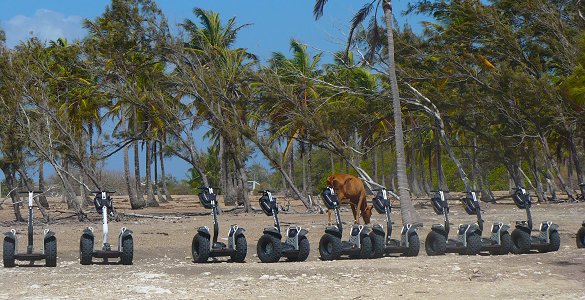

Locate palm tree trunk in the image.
[153,141,167,203]
[124,112,142,209]
[383,0,421,225]
[145,139,159,207]
[38,160,49,208]
[307,141,313,197]
[159,141,173,201]
[133,108,145,204]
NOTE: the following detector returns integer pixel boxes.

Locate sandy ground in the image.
[0,193,584,300]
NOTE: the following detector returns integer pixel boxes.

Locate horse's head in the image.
[363,205,373,224]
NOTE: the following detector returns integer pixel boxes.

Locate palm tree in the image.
[314,0,421,225]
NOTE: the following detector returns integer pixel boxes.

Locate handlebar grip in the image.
[372,188,383,192]
[91,190,116,194]
[18,191,43,194]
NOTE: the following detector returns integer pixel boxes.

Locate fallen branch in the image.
[122,213,182,220]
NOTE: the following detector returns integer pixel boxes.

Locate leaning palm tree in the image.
[314,0,421,225]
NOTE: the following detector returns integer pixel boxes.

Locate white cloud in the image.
[2,9,85,47]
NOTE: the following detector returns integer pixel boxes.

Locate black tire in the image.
[547,230,561,252]
[403,233,420,257]
[319,233,342,261]
[511,228,531,254]
[120,236,133,265]
[192,234,210,263]
[577,226,585,249]
[359,234,372,259]
[79,235,93,265]
[490,231,512,255]
[461,233,482,256]
[425,231,447,256]
[44,237,57,267]
[369,232,385,259]
[257,234,282,263]
[3,237,15,268]
[287,236,310,262]
[230,234,247,263]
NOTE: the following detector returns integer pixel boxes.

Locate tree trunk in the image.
[307,141,313,197]
[568,134,585,197]
[145,139,159,207]
[380,147,386,187]
[38,160,49,208]
[301,141,307,196]
[159,141,173,201]
[153,141,167,203]
[133,108,145,205]
[435,126,447,191]
[539,133,575,201]
[529,156,546,203]
[330,152,335,175]
[124,112,143,209]
[1,166,24,222]
[383,1,420,224]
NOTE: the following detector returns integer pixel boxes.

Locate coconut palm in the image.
[314,0,421,224]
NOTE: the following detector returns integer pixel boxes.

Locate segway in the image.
[425,190,482,256]
[318,187,372,260]
[3,190,57,267]
[464,191,512,255]
[256,190,310,263]
[80,191,133,265]
[510,187,560,254]
[369,187,420,258]
[192,187,247,263]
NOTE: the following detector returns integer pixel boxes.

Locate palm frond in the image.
[313,0,329,20]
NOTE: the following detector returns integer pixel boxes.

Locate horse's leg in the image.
[351,202,359,224]
[328,209,332,225]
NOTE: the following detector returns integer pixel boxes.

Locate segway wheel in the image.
[80,235,93,265]
[319,233,342,261]
[403,233,420,257]
[359,234,372,259]
[425,231,447,256]
[120,236,134,265]
[257,234,282,263]
[577,226,585,249]
[44,237,57,267]
[461,233,481,256]
[3,237,15,268]
[230,234,247,263]
[490,231,512,255]
[369,232,385,259]
[287,236,310,262]
[511,228,531,254]
[545,230,560,253]
[192,234,210,263]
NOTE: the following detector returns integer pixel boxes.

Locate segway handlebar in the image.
[258,190,275,194]
[91,190,116,194]
[18,190,44,194]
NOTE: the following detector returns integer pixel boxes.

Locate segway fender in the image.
[466,224,481,235]
[119,227,133,238]
[197,226,211,239]
[262,227,282,240]
[500,224,510,233]
[548,223,559,232]
[298,228,309,237]
[515,223,531,233]
[4,230,16,241]
[82,227,95,239]
[234,227,246,238]
[324,226,342,239]
[359,226,371,236]
[43,230,56,241]
[430,224,447,237]
[371,224,385,236]
[403,224,418,234]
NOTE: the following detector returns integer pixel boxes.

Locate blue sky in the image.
[0,1,427,180]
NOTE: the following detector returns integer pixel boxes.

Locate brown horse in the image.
[326,173,372,224]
